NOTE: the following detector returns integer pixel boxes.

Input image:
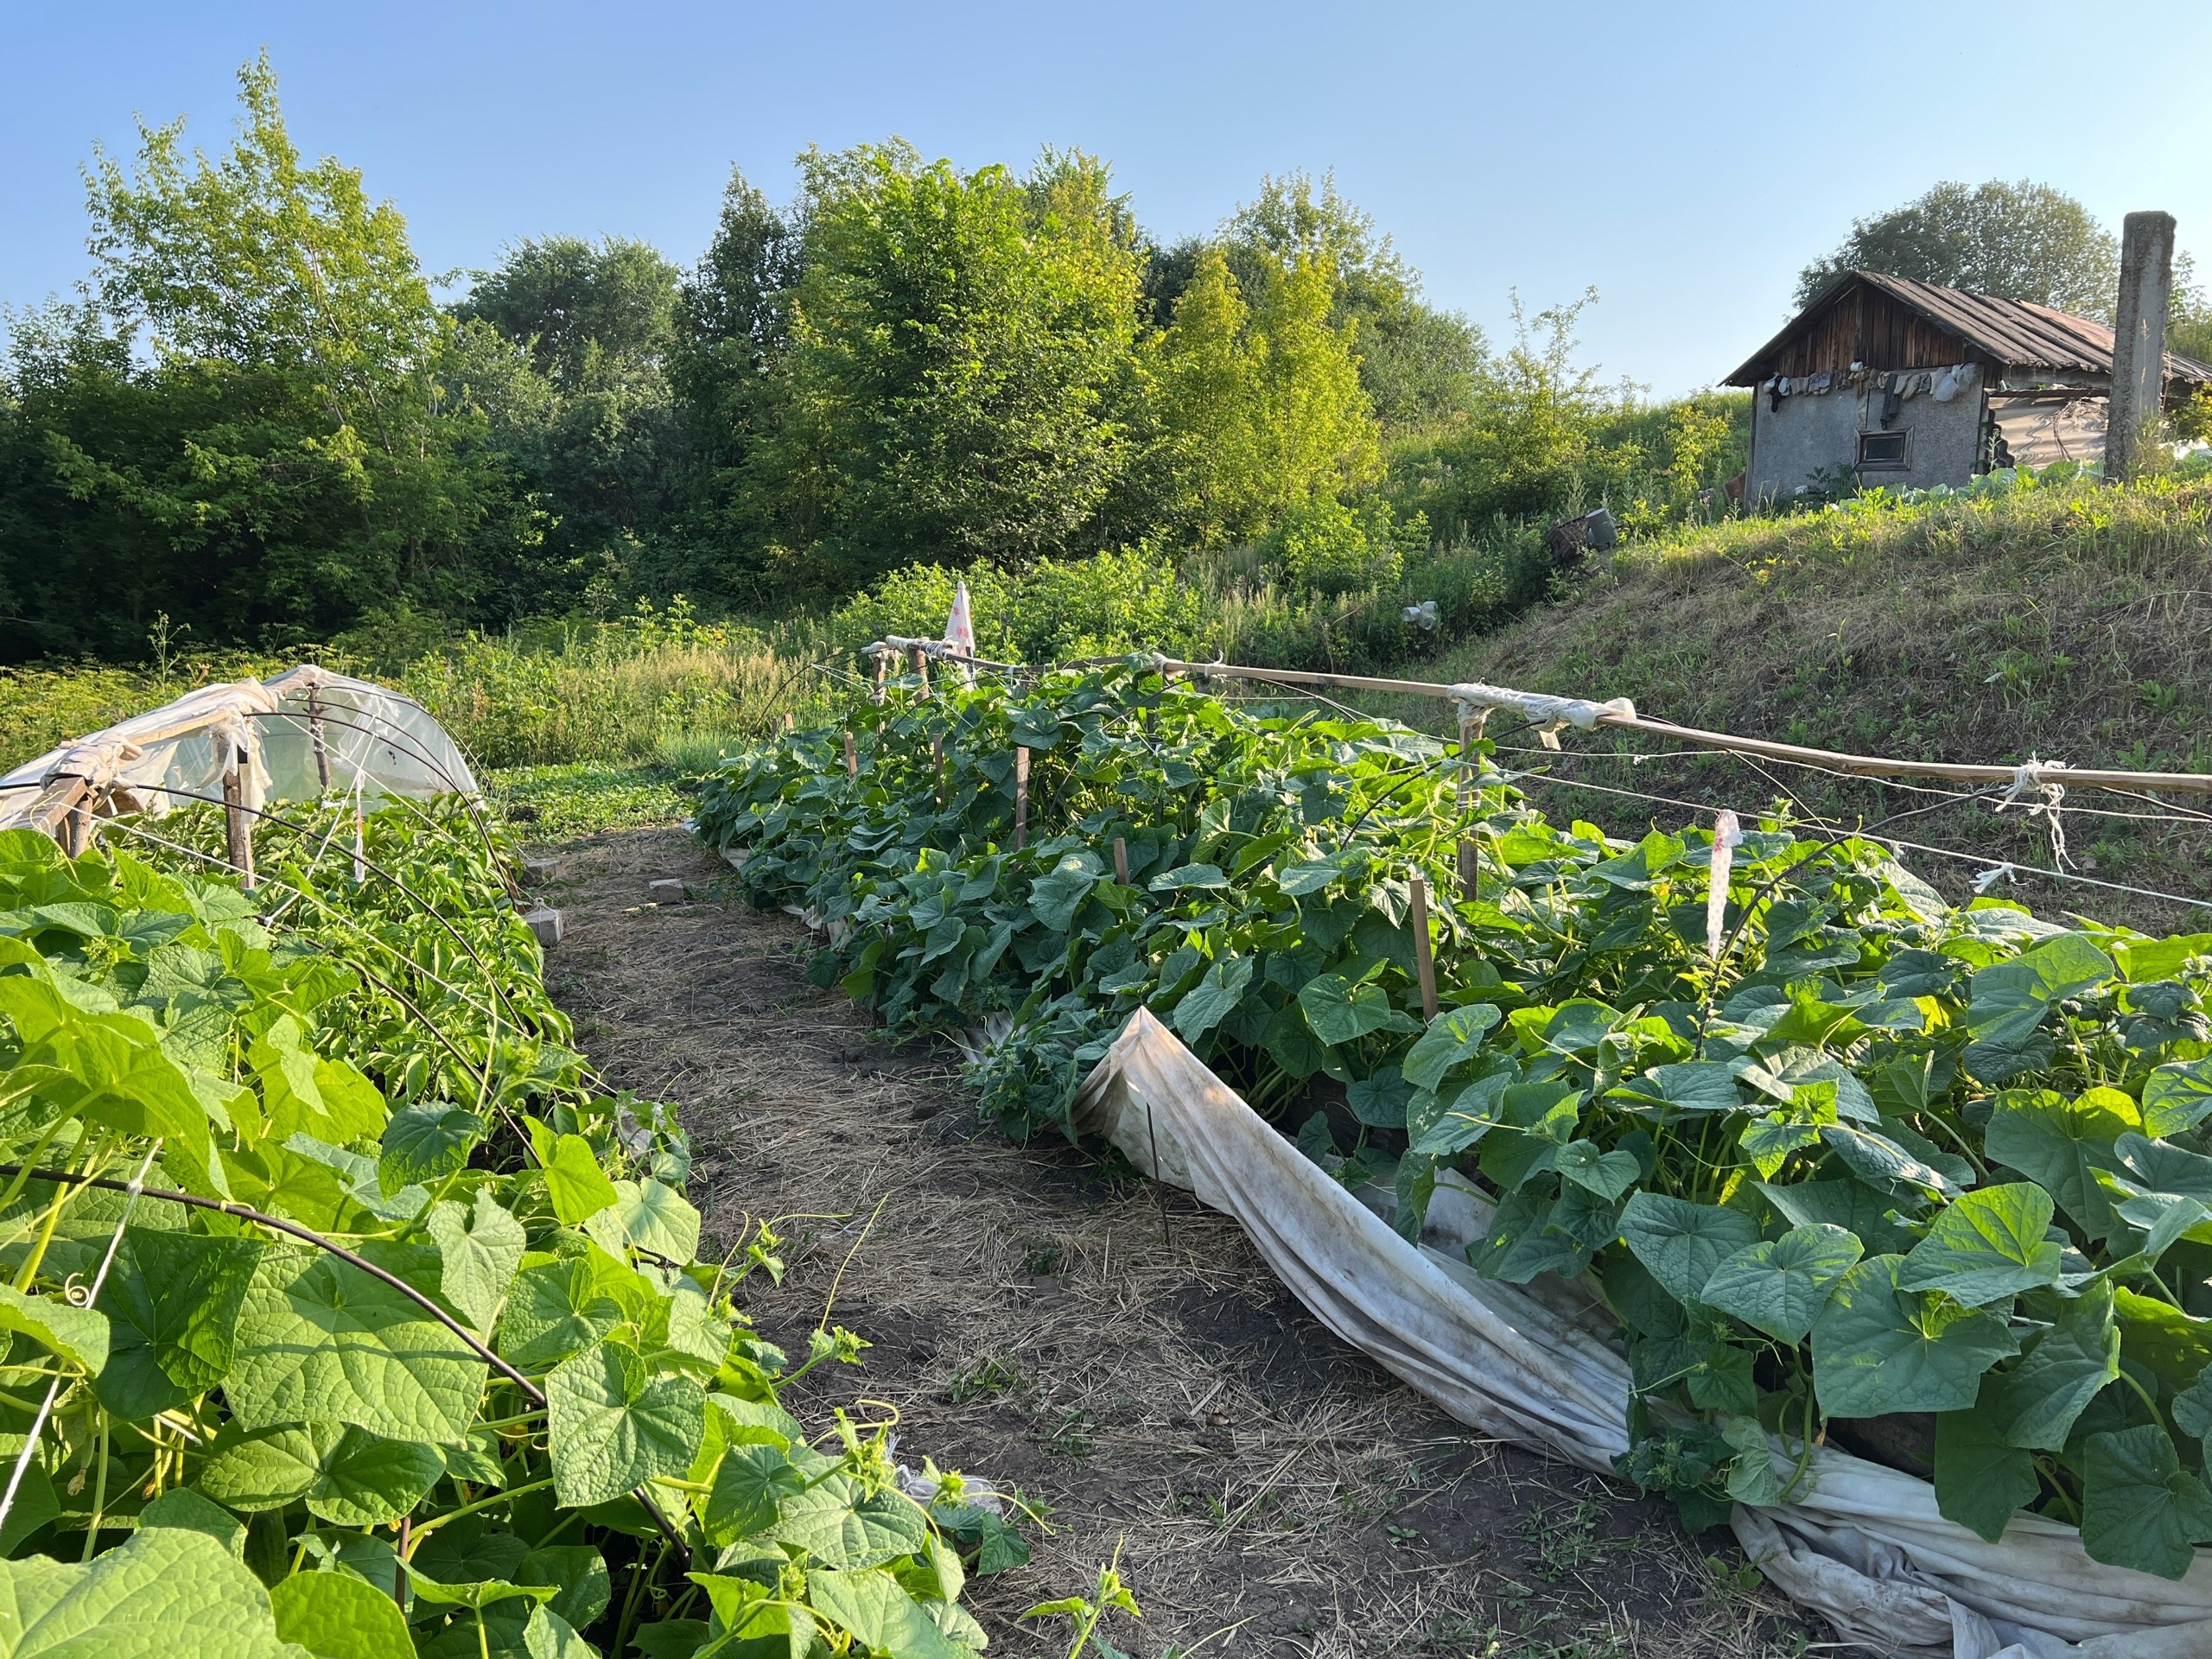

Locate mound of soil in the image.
[540,825,1816,1658]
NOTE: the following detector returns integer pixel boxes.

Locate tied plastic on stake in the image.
[1707,809,1742,959]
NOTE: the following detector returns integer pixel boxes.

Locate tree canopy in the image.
[1796,179,2120,319]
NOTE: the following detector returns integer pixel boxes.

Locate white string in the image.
[1995,758,2072,870]
[0,1142,162,1532]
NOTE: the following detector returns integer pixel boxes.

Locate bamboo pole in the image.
[844,731,858,779]
[1112,836,1130,885]
[1013,747,1029,850]
[1408,874,1438,1021]
[932,733,946,806]
[1152,658,2212,797]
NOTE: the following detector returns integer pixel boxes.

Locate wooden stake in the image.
[1112,836,1130,885]
[307,686,332,791]
[1458,839,1479,903]
[932,733,945,805]
[909,645,930,699]
[62,797,90,860]
[870,652,888,703]
[1409,873,1438,1022]
[844,731,857,779]
[1013,747,1029,849]
[222,746,257,889]
[1457,708,1489,902]
[782,712,796,735]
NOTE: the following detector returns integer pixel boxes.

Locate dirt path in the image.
[540,826,1815,1659]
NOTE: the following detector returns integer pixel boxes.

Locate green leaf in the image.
[228,1247,483,1443]
[1554,1140,1641,1202]
[1346,1066,1412,1130]
[1297,971,1395,1046]
[98,1226,263,1418]
[1811,1255,2018,1418]
[0,1435,57,1557]
[1700,1224,1862,1343]
[1617,1193,1760,1305]
[1276,854,1361,896]
[2144,1060,2212,1139]
[772,1476,931,1569]
[545,1339,705,1508]
[0,1283,107,1375]
[0,1525,302,1657]
[136,1488,244,1559]
[1897,1183,2062,1306]
[1966,934,2115,1045]
[702,1444,806,1544]
[515,1547,610,1634]
[2114,1287,2212,1391]
[426,1192,525,1335]
[379,1103,483,1198]
[1985,1087,2139,1236]
[1028,854,1102,931]
[1818,1123,1961,1200]
[1147,862,1227,893]
[2080,1425,2212,1580]
[496,1258,623,1371]
[808,1567,969,1659]
[270,1570,416,1659]
[604,1179,702,1263]
[541,1134,618,1225]
[249,1013,386,1144]
[1933,1407,2039,1543]
[1616,1062,1742,1115]
[1172,955,1252,1044]
[1402,1003,1503,1092]
[1758,1178,1916,1255]
[1993,1281,2119,1451]
[1408,1072,1511,1158]
[198,1421,442,1525]
[1721,1416,1784,1505]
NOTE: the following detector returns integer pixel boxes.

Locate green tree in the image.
[0,55,531,658]
[1796,180,2120,317]
[1226,172,1483,430]
[754,143,1146,595]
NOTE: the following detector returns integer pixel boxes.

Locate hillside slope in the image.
[1386,473,2212,931]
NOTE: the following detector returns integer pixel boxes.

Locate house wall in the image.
[1746,378,1984,499]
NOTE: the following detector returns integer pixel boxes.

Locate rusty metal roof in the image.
[1723,270,2212,387]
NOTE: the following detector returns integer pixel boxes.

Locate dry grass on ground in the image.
[538,826,1821,1659]
[1355,479,2212,935]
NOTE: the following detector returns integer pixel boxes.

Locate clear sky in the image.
[6,0,2210,396]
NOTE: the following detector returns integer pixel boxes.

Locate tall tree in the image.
[0,54,528,658]
[1796,180,2120,318]
[754,143,1145,595]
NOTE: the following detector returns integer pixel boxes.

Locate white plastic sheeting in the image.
[0,666,476,836]
[1071,1008,2212,1659]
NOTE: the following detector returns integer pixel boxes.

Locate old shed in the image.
[1723,270,2212,499]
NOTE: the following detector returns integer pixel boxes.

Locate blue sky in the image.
[6,0,2209,395]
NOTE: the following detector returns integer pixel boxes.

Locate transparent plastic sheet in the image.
[0,665,477,830]
[1071,1008,2212,1659]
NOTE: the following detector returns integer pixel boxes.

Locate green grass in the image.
[1362,465,2212,932]
[484,761,691,842]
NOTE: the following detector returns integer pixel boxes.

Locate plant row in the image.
[696,661,2212,1580]
[0,791,1024,1656]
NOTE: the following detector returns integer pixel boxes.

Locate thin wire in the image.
[0,1142,161,1532]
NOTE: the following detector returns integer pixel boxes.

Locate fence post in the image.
[909,645,930,700]
[932,732,946,806]
[222,741,257,890]
[1013,747,1029,850]
[870,652,888,704]
[1409,873,1439,1021]
[1457,708,1490,901]
[307,686,332,791]
[1113,835,1130,886]
[61,790,91,860]
[844,731,858,779]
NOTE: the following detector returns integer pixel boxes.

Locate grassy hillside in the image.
[1367,469,2212,932]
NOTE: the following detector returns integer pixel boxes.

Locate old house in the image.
[1722,270,2212,499]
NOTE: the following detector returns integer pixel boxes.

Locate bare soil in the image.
[539,825,1821,1659]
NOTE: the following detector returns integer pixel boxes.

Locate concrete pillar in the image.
[2107,211,2176,483]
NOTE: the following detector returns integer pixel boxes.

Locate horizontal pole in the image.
[1154,658,2212,798]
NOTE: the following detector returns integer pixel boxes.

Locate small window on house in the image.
[1858,430,1909,470]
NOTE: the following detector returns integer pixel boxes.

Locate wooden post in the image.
[2108,211,2177,485]
[844,731,858,779]
[1112,836,1130,885]
[870,652,888,704]
[61,795,90,860]
[1457,709,1488,901]
[1013,747,1029,850]
[908,645,930,700]
[783,712,796,735]
[931,732,946,805]
[1409,873,1438,1021]
[222,743,257,890]
[306,686,332,791]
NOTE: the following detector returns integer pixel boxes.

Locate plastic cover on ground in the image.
[1071,1007,2212,1659]
[0,665,477,833]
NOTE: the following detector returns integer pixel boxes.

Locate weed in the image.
[943,1357,1022,1403]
